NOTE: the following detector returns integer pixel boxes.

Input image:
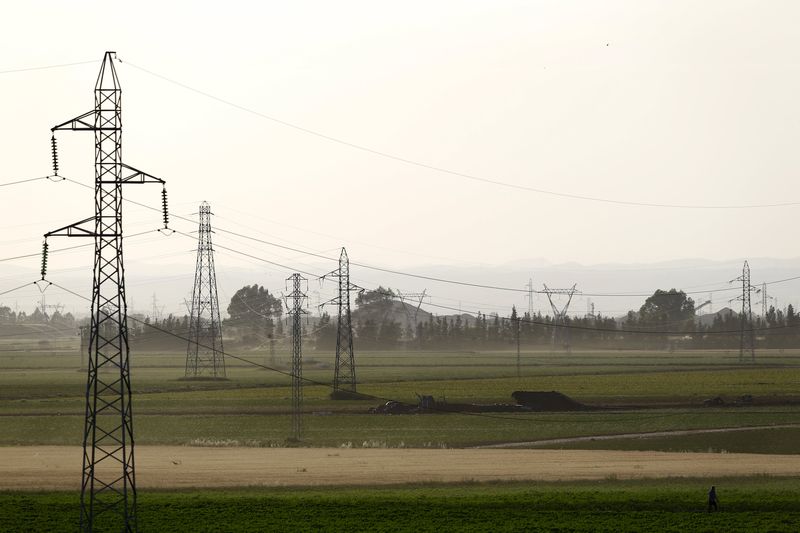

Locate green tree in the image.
[355,286,395,308]
[638,289,695,328]
[227,285,283,342]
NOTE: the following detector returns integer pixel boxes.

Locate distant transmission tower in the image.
[525,277,535,318]
[42,51,170,532]
[321,249,361,395]
[730,261,757,362]
[185,202,225,378]
[760,282,773,320]
[150,293,164,323]
[284,273,308,440]
[396,289,427,345]
[542,284,579,353]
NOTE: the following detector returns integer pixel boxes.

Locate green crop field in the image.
[2,346,800,450]
[2,477,799,532]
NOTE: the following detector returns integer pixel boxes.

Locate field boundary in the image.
[473,423,800,448]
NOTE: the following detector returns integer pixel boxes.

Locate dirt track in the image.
[2,446,800,491]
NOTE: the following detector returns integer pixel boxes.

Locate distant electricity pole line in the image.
[185,202,226,379]
[284,273,308,440]
[42,51,170,532]
[513,308,521,378]
[542,284,579,353]
[321,248,361,396]
[730,261,757,362]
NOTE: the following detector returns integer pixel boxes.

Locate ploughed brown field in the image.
[2,446,800,490]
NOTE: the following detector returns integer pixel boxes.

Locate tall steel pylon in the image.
[321,248,361,394]
[730,261,757,362]
[396,289,427,346]
[284,274,307,440]
[542,284,578,353]
[42,52,169,532]
[525,277,535,318]
[185,202,225,378]
[760,282,773,320]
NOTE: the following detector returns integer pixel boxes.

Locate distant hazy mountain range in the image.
[5,257,800,321]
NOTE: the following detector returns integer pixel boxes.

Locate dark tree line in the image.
[5,285,800,352]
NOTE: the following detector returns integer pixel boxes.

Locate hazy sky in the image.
[2,1,800,316]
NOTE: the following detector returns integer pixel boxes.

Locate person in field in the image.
[707,486,719,512]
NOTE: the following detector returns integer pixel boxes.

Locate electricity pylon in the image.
[185,202,225,378]
[760,282,773,320]
[42,52,169,532]
[730,261,757,362]
[321,248,361,395]
[525,277,535,318]
[542,284,579,353]
[284,274,307,440]
[396,289,427,346]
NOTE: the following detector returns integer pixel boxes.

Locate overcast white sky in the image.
[2,1,800,316]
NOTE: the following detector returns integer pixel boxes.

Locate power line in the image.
[0,281,38,298]
[106,235,799,338]
[117,57,800,210]
[0,59,96,76]
[47,280,703,425]
[201,227,750,298]
[0,230,163,264]
[0,176,51,188]
[51,176,800,299]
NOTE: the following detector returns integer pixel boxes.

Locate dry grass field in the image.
[3,446,800,491]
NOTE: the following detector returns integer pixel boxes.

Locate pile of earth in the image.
[511,391,590,412]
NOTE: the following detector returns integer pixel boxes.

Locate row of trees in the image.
[5,285,800,351]
[0,305,76,326]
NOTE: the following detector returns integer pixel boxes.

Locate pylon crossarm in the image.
[45,216,99,238]
[51,110,107,131]
[116,163,165,184]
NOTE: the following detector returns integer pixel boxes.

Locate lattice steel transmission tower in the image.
[542,284,579,353]
[284,274,307,440]
[185,202,225,378]
[760,282,773,320]
[396,289,427,345]
[730,261,757,362]
[321,249,361,395]
[42,51,169,532]
[525,277,535,318]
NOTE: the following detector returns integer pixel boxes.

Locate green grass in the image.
[2,408,799,448]
[3,348,800,449]
[535,427,800,455]
[2,477,800,532]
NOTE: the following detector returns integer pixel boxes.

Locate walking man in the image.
[707,485,719,512]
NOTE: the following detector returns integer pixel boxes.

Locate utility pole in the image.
[284,273,307,440]
[730,261,757,362]
[42,52,170,532]
[185,202,225,378]
[268,328,276,366]
[513,308,521,378]
[542,284,579,353]
[78,325,88,370]
[321,249,361,396]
